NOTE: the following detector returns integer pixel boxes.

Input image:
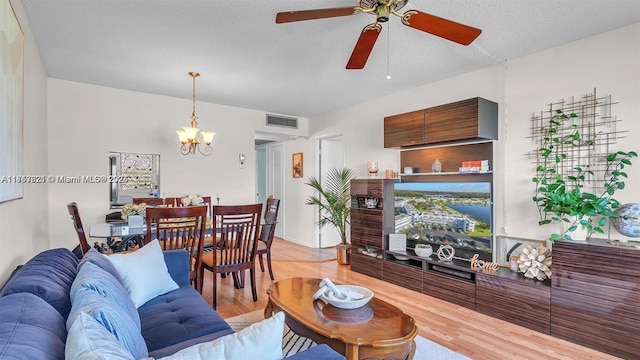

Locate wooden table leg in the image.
[345,344,358,360]
[264,300,274,319]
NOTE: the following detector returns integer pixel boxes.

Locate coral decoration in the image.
[517,245,552,281]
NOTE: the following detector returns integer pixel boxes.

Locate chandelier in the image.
[176,72,215,156]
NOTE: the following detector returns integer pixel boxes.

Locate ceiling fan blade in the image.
[276,7,357,23]
[346,23,382,70]
[401,10,481,45]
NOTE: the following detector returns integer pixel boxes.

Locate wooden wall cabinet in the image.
[424,97,498,144]
[384,97,498,149]
[551,239,640,359]
[384,110,425,148]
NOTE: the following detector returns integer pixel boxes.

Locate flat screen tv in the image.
[394,181,492,261]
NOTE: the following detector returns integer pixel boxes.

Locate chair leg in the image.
[266,250,274,281]
[232,271,245,289]
[212,269,217,310]
[258,253,265,272]
[250,267,257,302]
[196,266,204,294]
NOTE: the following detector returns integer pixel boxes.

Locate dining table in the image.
[89,217,215,253]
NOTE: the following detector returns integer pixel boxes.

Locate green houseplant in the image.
[305,167,356,264]
[532,109,637,242]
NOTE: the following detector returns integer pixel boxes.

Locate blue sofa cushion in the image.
[67,291,148,359]
[0,248,78,319]
[65,312,135,360]
[78,248,124,285]
[287,344,347,360]
[70,261,141,330]
[0,292,67,360]
[139,285,233,353]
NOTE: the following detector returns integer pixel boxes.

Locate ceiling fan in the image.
[276,0,482,69]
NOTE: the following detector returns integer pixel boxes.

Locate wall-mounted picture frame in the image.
[0,0,25,203]
[292,153,303,178]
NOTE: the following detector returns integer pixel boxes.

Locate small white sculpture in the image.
[517,245,552,281]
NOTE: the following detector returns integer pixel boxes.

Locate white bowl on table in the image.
[414,244,433,258]
[320,285,374,309]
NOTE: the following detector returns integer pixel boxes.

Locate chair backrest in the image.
[67,202,91,255]
[260,198,281,246]
[213,204,263,271]
[144,205,208,282]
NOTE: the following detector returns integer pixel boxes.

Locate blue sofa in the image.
[0,248,344,360]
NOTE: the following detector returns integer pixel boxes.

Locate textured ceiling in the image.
[19,0,640,118]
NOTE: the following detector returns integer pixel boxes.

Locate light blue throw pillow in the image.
[67,291,148,359]
[71,261,141,330]
[66,311,136,360]
[108,239,179,308]
[78,248,125,285]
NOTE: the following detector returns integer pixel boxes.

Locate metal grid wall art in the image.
[529,88,627,191]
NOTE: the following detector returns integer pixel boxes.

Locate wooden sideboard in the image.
[350,233,640,358]
[551,239,640,359]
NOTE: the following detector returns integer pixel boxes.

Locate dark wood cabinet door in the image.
[383,261,423,292]
[550,240,640,359]
[476,272,550,334]
[384,110,425,148]
[422,271,476,310]
[350,253,382,279]
[425,98,480,144]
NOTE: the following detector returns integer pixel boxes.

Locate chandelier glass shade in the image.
[176,72,215,156]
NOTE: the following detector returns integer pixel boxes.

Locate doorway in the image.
[256,143,285,239]
[315,134,345,248]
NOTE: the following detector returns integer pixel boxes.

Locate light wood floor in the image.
[201,239,620,360]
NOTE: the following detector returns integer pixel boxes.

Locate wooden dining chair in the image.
[67,202,91,256]
[255,198,280,280]
[178,196,213,247]
[199,204,262,309]
[144,205,208,293]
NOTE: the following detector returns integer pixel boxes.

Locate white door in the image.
[316,135,345,248]
[269,144,285,238]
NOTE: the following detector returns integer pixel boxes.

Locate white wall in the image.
[46,79,308,250]
[502,23,640,241]
[0,0,49,284]
[290,23,640,245]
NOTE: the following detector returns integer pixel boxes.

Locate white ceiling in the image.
[19,0,640,118]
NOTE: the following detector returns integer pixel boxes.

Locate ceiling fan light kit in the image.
[276,0,482,69]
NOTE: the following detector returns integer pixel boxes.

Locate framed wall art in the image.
[0,0,25,203]
[292,152,303,178]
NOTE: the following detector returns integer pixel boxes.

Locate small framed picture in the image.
[292,153,303,178]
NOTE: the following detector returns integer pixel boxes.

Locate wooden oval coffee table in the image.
[265,277,417,360]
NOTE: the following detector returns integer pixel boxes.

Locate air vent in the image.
[266,114,298,129]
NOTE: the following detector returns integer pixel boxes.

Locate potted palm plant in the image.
[305,167,357,264]
[532,109,637,242]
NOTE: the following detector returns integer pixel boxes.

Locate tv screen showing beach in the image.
[394,182,492,253]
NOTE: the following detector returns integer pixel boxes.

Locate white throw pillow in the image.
[108,239,179,308]
[156,312,285,360]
